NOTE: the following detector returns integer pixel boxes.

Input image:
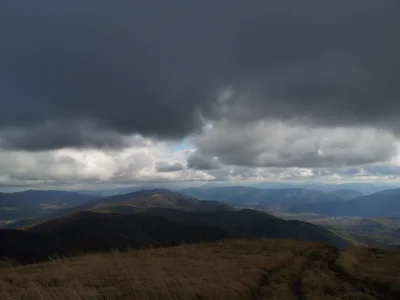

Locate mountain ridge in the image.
[7,189,233,229]
[290,187,400,217]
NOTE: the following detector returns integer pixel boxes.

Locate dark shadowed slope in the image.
[138,208,350,248]
[290,188,400,217]
[1,206,350,264]
[0,229,65,264]
[1,211,228,264]
[29,211,228,249]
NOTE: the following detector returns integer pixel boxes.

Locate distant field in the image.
[0,239,399,300]
[5,220,15,224]
[0,220,15,228]
[273,212,400,247]
[0,207,16,211]
[0,190,95,227]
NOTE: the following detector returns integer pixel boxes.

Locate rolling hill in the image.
[1,205,350,264]
[328,217,400,247]
[88,189,233,212]
[274,213,400,248]
[1,211,228,264]
[180,186,347,211]
[138,208,350,247]
[289,188,400,217]
[182,186,400,218]
[7,189,233,229]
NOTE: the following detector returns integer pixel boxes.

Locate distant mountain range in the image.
[2,189,233,228]
[298,183,389,194]
[2,185,400,264]
[0,190,94,226]
[181,186,400,217]
[325,189,364,200]
[289,188,400,217]
[0,189,351,264]
[180,186,362,211]
[7,189,232,229]
[85,189,234,213]
[73,182,392,197]
[3,185,400,230]
[244,182,391,195]
[1,208,349,264]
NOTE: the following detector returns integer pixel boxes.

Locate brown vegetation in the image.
[1,239,399,300]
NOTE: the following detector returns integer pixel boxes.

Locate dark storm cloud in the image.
[0,121,128,150]
[1,1,399,150]
[155,161,185,172]
[187,151,221,170]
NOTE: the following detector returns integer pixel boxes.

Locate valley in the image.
[0,191,95,228]
[180,186,400,248]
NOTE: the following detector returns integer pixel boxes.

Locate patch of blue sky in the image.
[170,138,194,152]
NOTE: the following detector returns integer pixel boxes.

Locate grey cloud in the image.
[0,151,85,182]
[205,166,263,181]
[193,121,398,168]
[204,166,326,181]
[365,165,400,176]
[155,161,185,172]
[0,121,129,151]
[0,1,399,150]
[341,164,400,177]
[187,151,221,170]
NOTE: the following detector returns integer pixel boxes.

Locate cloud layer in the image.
[1,1,399,187]
[1,135,400,188]
[193,120,398,168]
[0,138,213,187]
[1,1,399,151]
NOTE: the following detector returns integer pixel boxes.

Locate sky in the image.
[1,1,400,190]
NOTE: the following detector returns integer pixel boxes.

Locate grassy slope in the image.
[0,239,399,300]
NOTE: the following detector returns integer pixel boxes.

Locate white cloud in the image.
[0,136,213,188]
[2,124,400,189]
[192,120,398,168]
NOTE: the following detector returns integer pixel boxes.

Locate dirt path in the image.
[253,245,398,300]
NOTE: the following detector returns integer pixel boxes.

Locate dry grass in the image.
[0,239,399,300]
[338,246,400,296]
